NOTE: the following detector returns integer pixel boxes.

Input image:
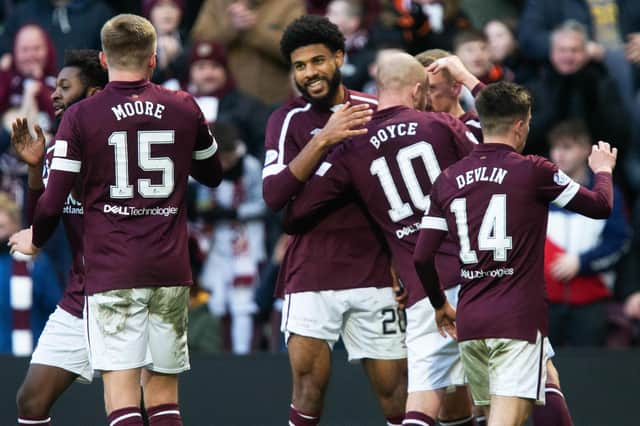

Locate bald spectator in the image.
[525,20,630,156]
[190,0,306,105]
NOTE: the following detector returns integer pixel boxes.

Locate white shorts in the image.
[30,306,93,383]
[86,286,190,374]
[281,287,407,362]
[460,331,548,406]
[406,286,464,392]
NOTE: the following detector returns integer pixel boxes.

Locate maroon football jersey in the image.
[40,144,84,317]
[263,89,393,295]
[284,105,475,307]
[419,143,613,342]
[459,111,483,144]
[33,80,221,295]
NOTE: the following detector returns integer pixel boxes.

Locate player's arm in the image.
[282,149,351,234]
[426,55,485,96]
[262,102,372,212]
[11,117,46,224]
[413,214,447,309]
[190,103,223,188]
[540,141,617,219]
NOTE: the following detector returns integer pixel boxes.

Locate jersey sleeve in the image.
[532,155,613,218]
[32,112,81,248]
[282,146,352,234]
[190,97,222,187]
[414,186,448,309]
[261,109,306,212]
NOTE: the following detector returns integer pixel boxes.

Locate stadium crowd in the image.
[0,0,639,360]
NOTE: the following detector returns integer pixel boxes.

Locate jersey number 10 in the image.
[108,130,175,199]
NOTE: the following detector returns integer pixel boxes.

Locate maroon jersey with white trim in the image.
[41,144,84,317]
[263,89,392,295]
[459,111,483,143]
[35,80,219,295]
[284,106,475,306]
[420,143,611,342]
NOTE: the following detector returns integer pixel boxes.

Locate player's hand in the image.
[228,1,257,30]
[588,141,617,174]
[390,266,408,309]
[624,292,640,319]
[435,300,457,340]
[550,253,580,282]
[8,227,39,256]
[316,102,372,147]
[426,55,479,90]
[625,33,640,64]
[11,117,45,167]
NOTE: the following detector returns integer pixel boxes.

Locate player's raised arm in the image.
[536,141,616,219]
[30,114,80,250]
[426,55,485,96]
[262,102,371,212]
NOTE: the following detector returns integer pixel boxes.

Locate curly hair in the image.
[280,15,345,64]
[63,49,108,89]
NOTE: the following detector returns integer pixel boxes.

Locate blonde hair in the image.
[101,14,157,70]
[0,192,20,227]
[376,52,426,93]
[414,49,454,83]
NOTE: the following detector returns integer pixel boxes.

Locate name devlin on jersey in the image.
[103,204,178,217]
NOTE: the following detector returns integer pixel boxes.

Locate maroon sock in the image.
[440,416,476,425]
[474,415,487,426]
[402,411,436,426]
[386,414,404,425]
[147,403,182,426]
[289,404,320,426]
[17,417,51,425]
[107,407,144,426]
[532,383,574,426]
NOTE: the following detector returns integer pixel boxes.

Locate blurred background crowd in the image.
[0,0,639,356]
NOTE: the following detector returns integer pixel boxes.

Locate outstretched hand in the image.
[588,141,617,174]
[11,117,45,167]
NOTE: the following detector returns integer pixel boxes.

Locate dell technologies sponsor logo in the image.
[103,204,179,217]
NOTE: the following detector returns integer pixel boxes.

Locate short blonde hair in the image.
[414,49,454,83]
[101,14,157,70]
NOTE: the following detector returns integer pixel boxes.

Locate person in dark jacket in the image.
[185,41,272,159]
[525,20,630,157]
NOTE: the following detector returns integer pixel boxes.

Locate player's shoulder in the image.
[346,89,378,107]
[148,83,200,111]
[266,96,312,127]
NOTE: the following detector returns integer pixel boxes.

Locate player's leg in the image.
[404,289,472,426]
[17,365,77,424]
[481,332,547,426]
[342,287,407,425]
[487,396,532,426]
[362,358,407,425]
[17,305,94,424]
[288,334,332,424]
[144,286,191,426]
[282,291,344,425]
[86,288,152,425]
[459,339,492,426]
[531,358,574,426]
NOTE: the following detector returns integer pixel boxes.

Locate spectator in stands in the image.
[190,0,305,105]
[0,0,114,69]
[544,120,631,347]
[306,0,380,30]
[0,192,60,356]
[525,20,630,156]
[144,0,188,84]
[191,122,267,354]
[484,18,538,83]
[518,0,640,120]
[453,28,513,110]
[326,0,375,91]
[185,41,271,158]
[372,0,472,55]
[0,24,57,210]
